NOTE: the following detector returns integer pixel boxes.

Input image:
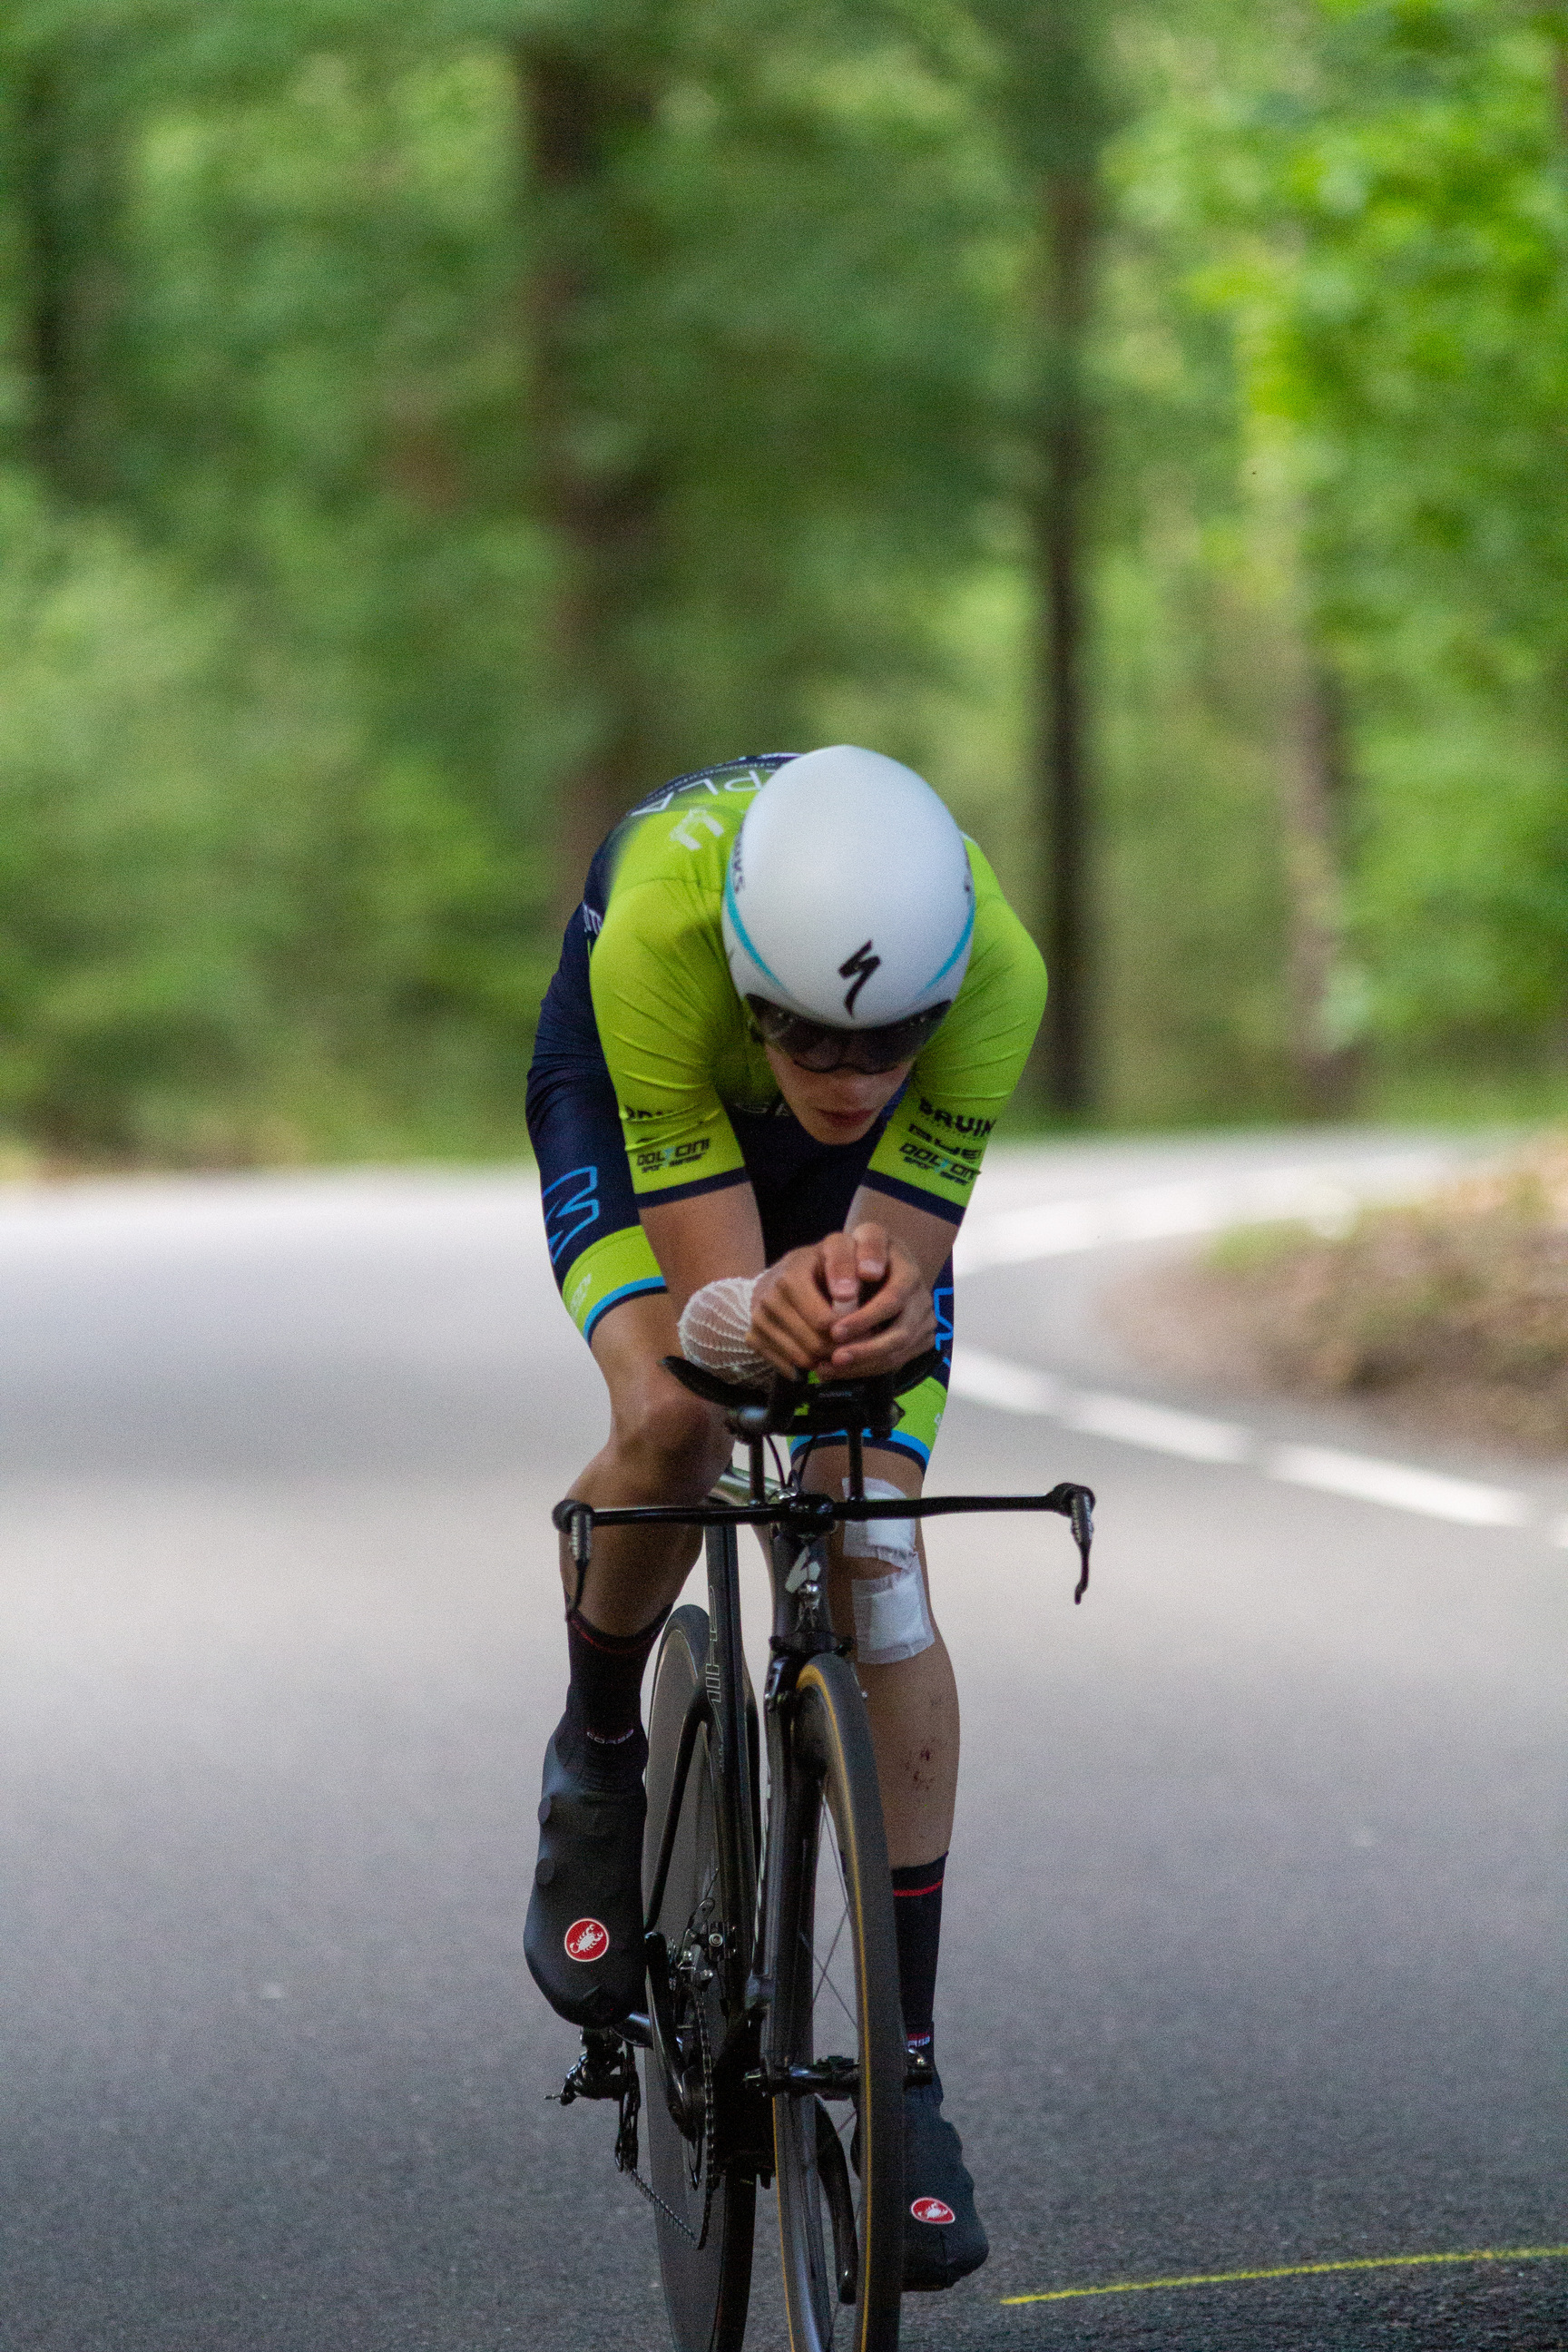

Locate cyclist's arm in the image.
[845,1187,954,1293]
[818,852,1044,1372]
[591,875,755,1210]
[642,1188,938,1377]
[779,1190,948,1375]
[749,1192,948,1377]
[641,1186,766,1317]
[861,842,1045,1224]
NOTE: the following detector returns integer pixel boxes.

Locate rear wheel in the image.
[643,1606,757,2352]
[769,1653,905,2351]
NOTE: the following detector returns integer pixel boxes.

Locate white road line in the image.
[942,1346,1063,1416]
[952,1149,1462,1278]
[1063,1391,1250,1465]
[946,1345,1535,1533]
[1267,1444,1529,1528]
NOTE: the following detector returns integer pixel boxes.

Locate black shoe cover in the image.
[524,1704,647,2029]
[900,2070,989,2292]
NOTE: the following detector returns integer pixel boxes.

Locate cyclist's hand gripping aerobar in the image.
[750,1221,935,1377]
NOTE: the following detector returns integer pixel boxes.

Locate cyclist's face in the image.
[763,1044,912,1145]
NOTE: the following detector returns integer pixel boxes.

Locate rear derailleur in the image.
[551,2026,642,2174]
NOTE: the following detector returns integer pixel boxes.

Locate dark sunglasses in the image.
[746,995,951,1074]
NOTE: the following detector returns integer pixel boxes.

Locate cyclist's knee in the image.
[612,1374,730,1496]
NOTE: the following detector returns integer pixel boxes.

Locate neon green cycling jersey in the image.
[588,762,1046,1223]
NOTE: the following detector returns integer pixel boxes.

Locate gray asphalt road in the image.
[1,1140,1563,2351]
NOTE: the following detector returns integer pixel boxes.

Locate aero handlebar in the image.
[551,1354,1095,1603]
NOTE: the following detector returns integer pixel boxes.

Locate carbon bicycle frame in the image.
[558,1426,1092,2089]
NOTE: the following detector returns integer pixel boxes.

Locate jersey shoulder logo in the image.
[838,939,881,1017]
[670,804,726,853]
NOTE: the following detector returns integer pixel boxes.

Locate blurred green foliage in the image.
[1,0,1566,1161]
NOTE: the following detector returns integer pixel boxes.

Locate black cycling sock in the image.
[892,1851,947,2058]
[564,1606,668,1784]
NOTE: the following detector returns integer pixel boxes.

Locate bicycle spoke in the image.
[815,1938,858,2034]
[796,1814,858,2046]
[818,1963,858,2038]
[810,1877,859,2040]
[812,1901,848,2001]
[812,1827,849,1967]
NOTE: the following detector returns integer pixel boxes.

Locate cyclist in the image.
[524,744,1045,2292]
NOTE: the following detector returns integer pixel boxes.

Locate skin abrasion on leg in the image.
[836,1478,954,2053]
[821,1463,959,1868]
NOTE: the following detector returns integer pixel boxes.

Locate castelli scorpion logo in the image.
[910,2196,956,2225]
[564,1917,610,1963]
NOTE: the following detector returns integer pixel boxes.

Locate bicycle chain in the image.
[616,1952,720,2251]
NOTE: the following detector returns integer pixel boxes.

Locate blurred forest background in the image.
[4,0,1568,1166]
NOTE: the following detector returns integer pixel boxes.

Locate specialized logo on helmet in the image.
[838,939,881,1017]
[564,1917,610,1963]
[910,2196,956,2225]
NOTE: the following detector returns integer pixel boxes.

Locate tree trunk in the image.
[15,50,125,499]
[1239,372,1360,1120]
[985,0,1111,1118]
[515,39,664,916]
[1030,168,1095,1116]
[1278,653,1358,1115]
[1543,4,1568,142]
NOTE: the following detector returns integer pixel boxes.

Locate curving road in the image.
[0,1133,1563,2350]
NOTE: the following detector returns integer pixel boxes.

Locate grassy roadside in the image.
[1119,1135,1568,1455]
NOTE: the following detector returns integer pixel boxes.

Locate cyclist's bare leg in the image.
[801,1446,983,2287]
[803,1444,957,1870]
[561,1290,733,1636]
[528,1295,720,2024]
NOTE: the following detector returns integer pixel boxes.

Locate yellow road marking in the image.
[1001,2243,1568,2306]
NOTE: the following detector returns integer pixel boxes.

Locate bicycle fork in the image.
[749,1526,845,2046]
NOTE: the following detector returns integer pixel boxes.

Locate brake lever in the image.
[1042,1481,1095,1603]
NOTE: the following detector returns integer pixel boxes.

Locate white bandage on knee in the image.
[678,1274,771,1383]
[843,1477,935,1665]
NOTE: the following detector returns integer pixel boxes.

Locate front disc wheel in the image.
[643,1605,756,2352]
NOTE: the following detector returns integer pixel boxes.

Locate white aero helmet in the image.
[721,745,974,1072]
